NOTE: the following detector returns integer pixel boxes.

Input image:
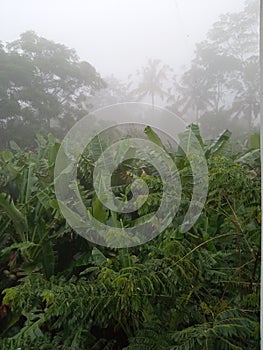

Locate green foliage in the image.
[0,3,260,347]
[0,31,105,148]
[0,125,260,349]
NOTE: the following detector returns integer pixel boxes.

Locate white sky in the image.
[0,0,246,79]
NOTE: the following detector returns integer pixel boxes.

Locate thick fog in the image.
[0,0,245,79]
[0,0,259,145]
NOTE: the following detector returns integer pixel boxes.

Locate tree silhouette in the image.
[170,0,259,130]
[134,59,172,111]
[0,31,105,147]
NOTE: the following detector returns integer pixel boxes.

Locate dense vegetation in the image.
[0,1,260,349]
[0,125,260,349]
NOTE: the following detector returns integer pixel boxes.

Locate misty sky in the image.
[0,0,245,79]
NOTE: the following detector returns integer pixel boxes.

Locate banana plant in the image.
[0,134,62,278]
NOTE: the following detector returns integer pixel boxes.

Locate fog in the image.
[0,0,259,146]
[0,0,244,79]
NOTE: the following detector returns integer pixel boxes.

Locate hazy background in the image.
[0,0,259,148]
[0,0,245,79]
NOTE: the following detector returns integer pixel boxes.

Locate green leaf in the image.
[249,132,260,149]
[178,124,204,157]
[36,191,50,209]
[2,150,13,162]
[205,129,231,158]
[40,240,55,278]
[48,141,60,167]
[129,212,154,227]
[9,140,22,152]
[49,199,59,209]
[1,241,38,257]
[92,197,109,224]
[92,247,108,266]
[25,162,37,203]
[0,193,28,238]
[144,126,164,148]
[235,149,260,167]
[187,124,204,149]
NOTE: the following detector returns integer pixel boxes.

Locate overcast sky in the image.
[0,0,246,79]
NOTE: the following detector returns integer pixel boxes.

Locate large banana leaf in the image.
[0,193,28,240]
[235,149,260,168]
[144,126,165,149]
[177,124,204,159]
[205,129,231,158]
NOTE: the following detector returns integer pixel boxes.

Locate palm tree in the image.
[134,59,172,111]
[175,65,214,123]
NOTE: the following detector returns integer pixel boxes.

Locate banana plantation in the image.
[0,126,260,349]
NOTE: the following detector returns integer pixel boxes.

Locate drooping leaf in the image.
[144,126,164,149]
[0,193,28,238]
[205,129,231,158]
[235,149,260,168]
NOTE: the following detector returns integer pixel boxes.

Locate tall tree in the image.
[173,64,214,123]
[170,0,259,133]
[134,59,172,111]
[0,31,105,147]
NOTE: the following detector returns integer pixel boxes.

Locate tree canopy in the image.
[0,31,105,148]
[170,0,259,137]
